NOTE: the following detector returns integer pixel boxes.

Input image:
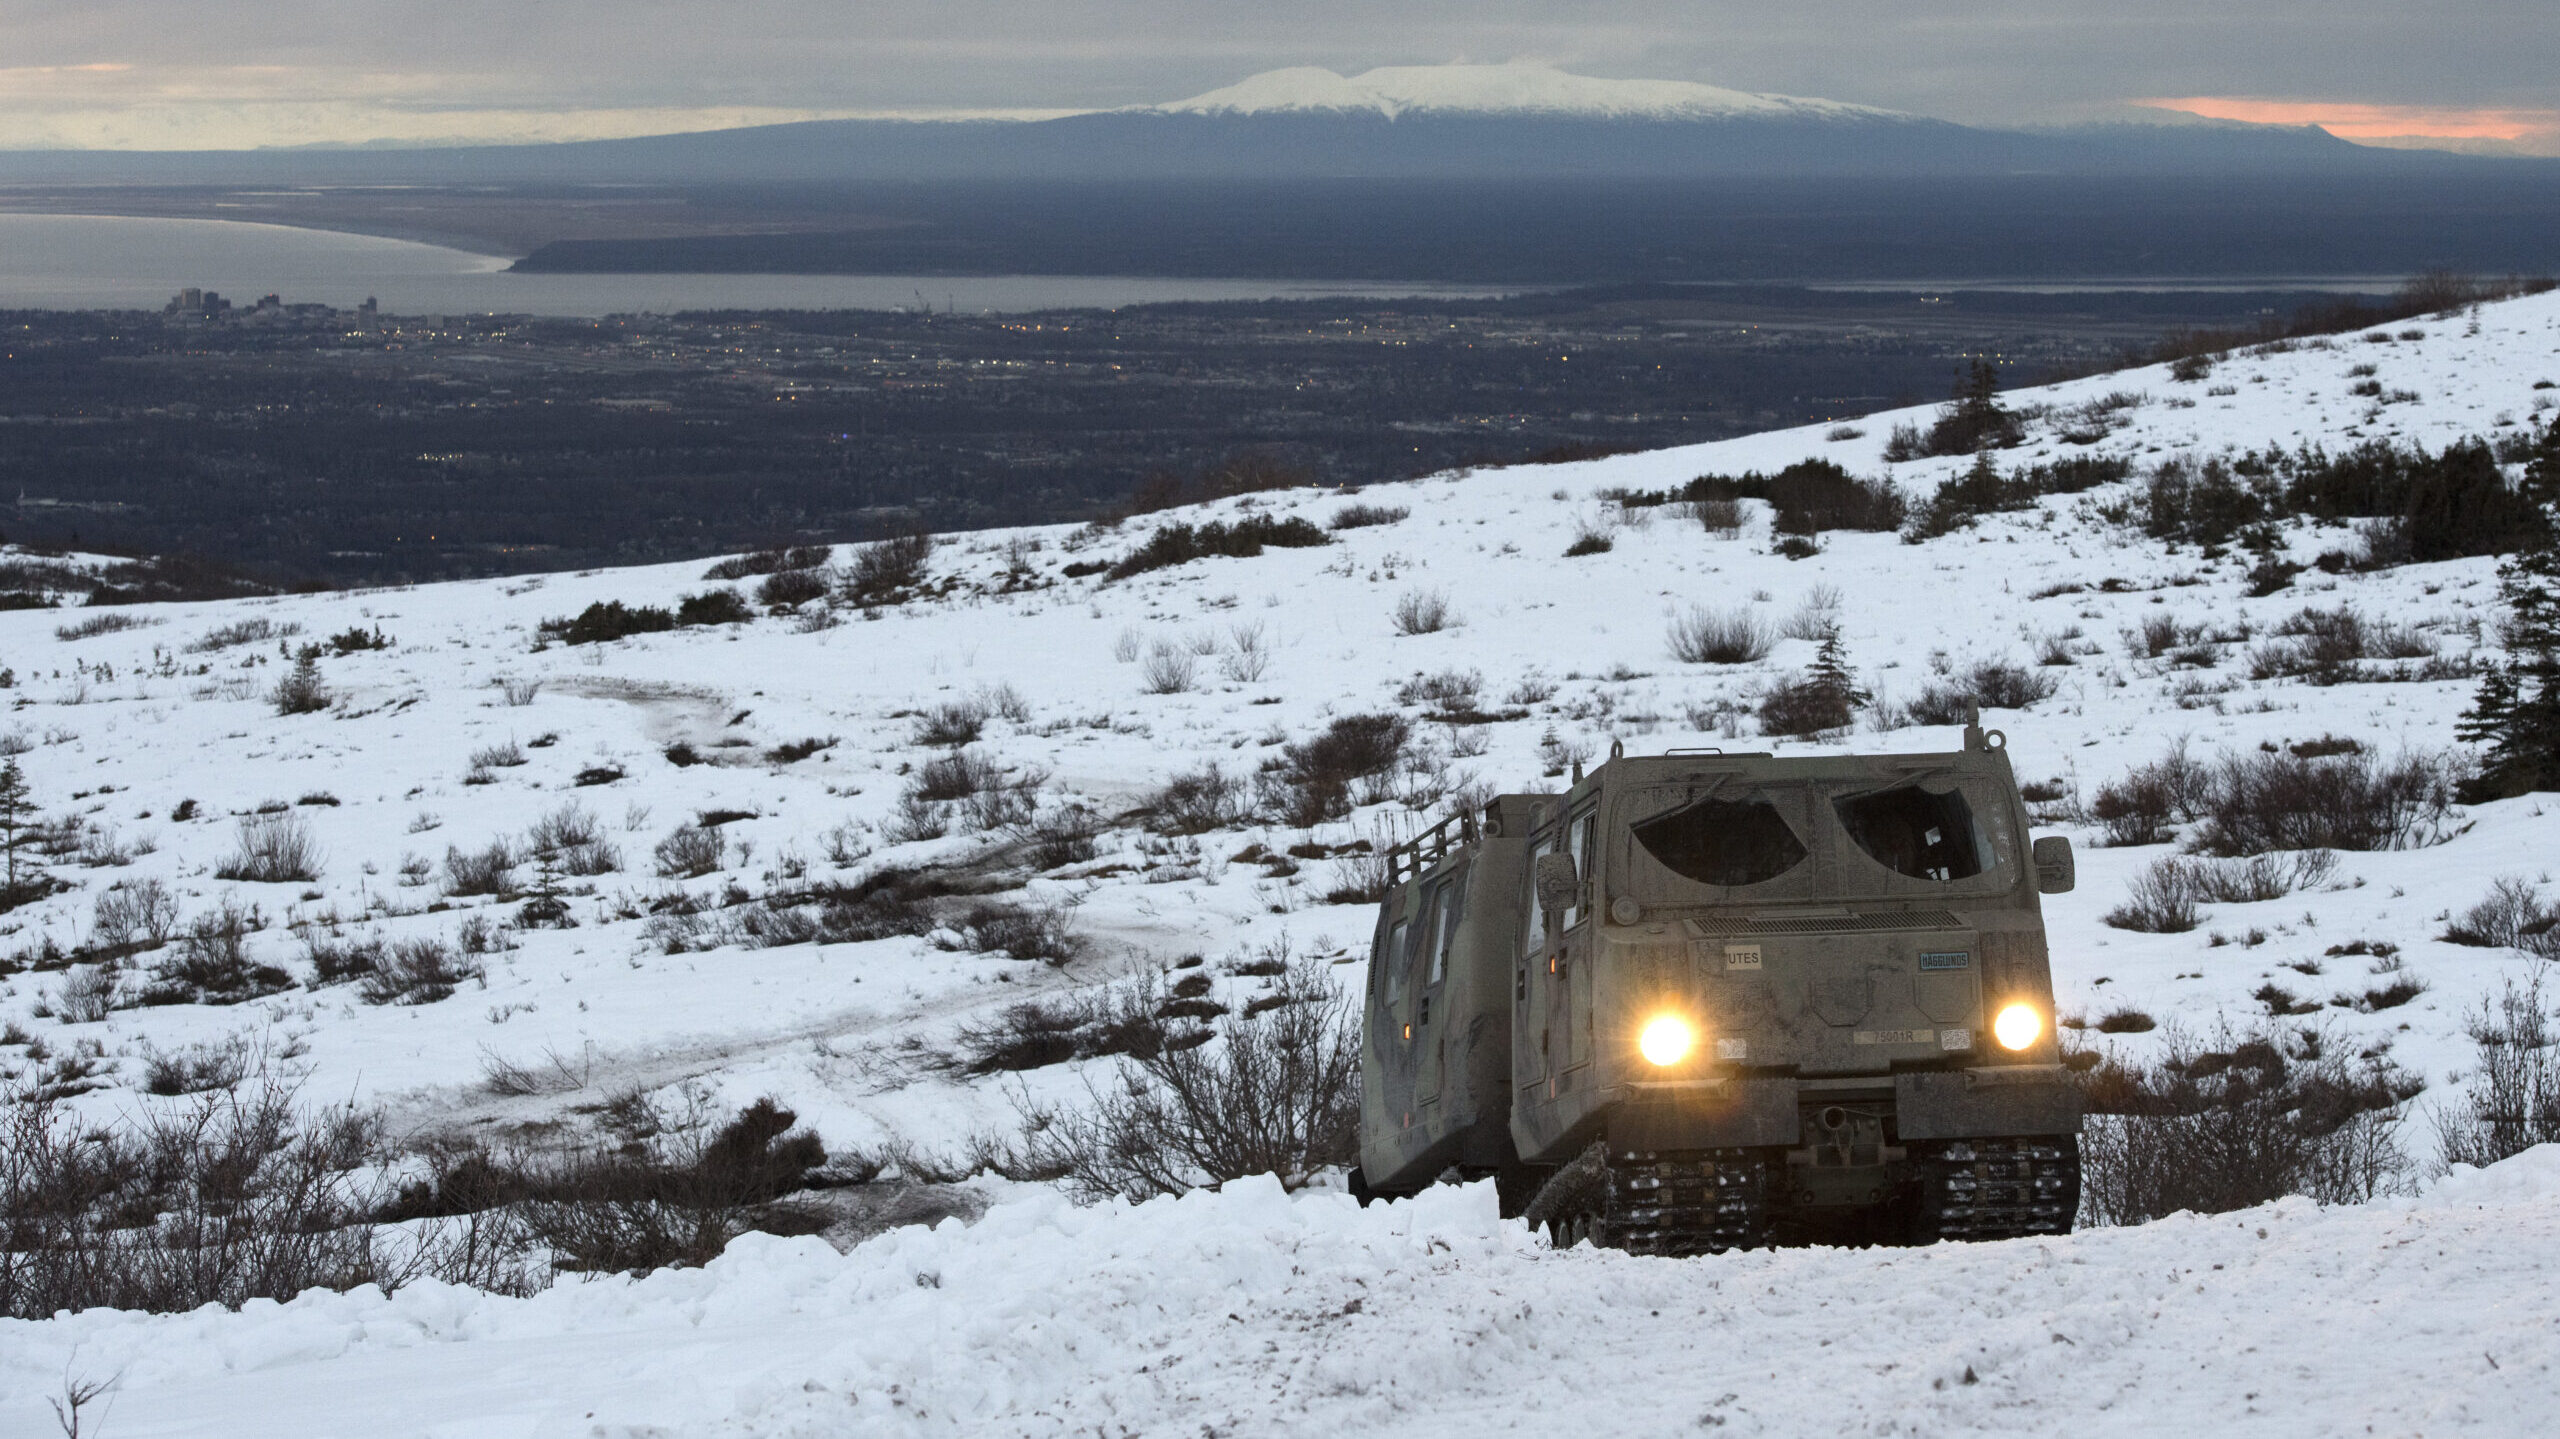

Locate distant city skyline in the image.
[0,1,2552,154]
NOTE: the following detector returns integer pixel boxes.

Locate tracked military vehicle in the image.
[1354,714,2082,1253]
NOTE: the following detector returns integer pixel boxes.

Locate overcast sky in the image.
[2,1,2554,150]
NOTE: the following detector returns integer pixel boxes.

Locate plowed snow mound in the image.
[8,1147,2557,1436]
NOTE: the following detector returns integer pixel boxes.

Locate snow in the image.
[6,1152,2557,1435]
[1153,62,1898,122]
[3,288,2560,1433]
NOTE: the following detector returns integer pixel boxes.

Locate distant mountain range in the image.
[0,63,2537,186]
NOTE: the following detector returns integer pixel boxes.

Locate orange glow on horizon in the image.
[2139,96,2560,143]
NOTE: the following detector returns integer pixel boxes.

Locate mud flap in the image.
[1894,1066,2082,1140]
[1609,1078,1801,1151]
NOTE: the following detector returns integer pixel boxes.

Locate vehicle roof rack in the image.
[1385,809,1479,884]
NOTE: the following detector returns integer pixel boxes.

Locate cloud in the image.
[0,2,2554,148]
[2137,97,2560,157]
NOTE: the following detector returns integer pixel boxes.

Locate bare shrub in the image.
[2435,974,2560,1168]
[2188,749,2461,856]
[1778,585,1843,640]
[1152,763,1251,833]
[1329,502,1409,530]
[1757,677,1850,737]
[2192,849,2338,902]
[2247,605,2437,683]
[2075,1023,2415,1226]
[470,739,527,770]
[914,698,989,747]
[214,813,322,883]
[189,617,288,652]
[1139,643,1198,694]
[1391,588,1453,636]
[2102,858,2204,933]
[1218,621,1273,683]
[1260,714,1410,826]
[942,900,1080,965]
[1025,805,1104,869]
[1323,843,1396,905]
[0,1079,509,1320]
[304,932,385,986]
[2441,877,2560,957]
[819,821,873,868]
[527,802,619,875]
[389,1097,826,1279]
[135,900,287,1003]
[2126,613,2201,659]
[959,987,1126,1073]
[53,965,115,1024]
[93,877,179,950]
[754,567,831,609]
[142,1036,254,1096]
[442,839,517,896]
[982,682,1033,724]
[2104,851,2337,932]
[1394,668,1483,712]
[1022,957,1359,1199]
[359,937,481,1005]
[1966,660,2059,710]
[1904,659,2058,724]
[653,825,726,879]
[705,544,832,580]
[1694,498,1745,535]
[1667,605,1774,664]
[913,748,1003,802]
[54,612,150,641]
[2089,744,2217,845]
[962,769,1043,832]
[880,794,949,844]
[497,676,542,707]
[843,531,933,604]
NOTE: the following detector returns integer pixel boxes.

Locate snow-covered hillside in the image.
[1155,62,1898,122]
[3,289,2558,1433]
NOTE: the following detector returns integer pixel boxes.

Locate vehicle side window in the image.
[1427,876,1465,984]
[1524,832,1557,946]
[1381,918,1411,1005]
[1565,809,1596,927]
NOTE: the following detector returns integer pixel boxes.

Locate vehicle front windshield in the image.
[1630,792,1807,888]
[1834,780,1999,882]
[1619,771,2015,899]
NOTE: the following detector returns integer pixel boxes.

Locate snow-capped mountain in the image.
[3,290,2559,1430]
[1153,62,1900,123]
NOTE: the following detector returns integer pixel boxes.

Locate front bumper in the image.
[1606,1065,2082,1150]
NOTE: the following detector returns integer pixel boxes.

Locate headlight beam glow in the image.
[1993,1003,2043,1051]
[1638,1014,1695,1067]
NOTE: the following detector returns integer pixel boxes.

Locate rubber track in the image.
[1917,1136,2081,1240]
[1602,1149,1772,1256]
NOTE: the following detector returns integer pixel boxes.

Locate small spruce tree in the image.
[1760,628,1870,737]
[273,651,329,715]
[1927,358,2025,456]
[518,845,575,929]
[0,756,45,909]
[2457,418,2560,800]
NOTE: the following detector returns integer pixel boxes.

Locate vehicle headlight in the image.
[1638,1014,1695,1067]
[1993,1003,2043,1051]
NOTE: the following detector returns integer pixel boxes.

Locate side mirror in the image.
[1533,851,1581,914]
[2033,835,2076,894]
